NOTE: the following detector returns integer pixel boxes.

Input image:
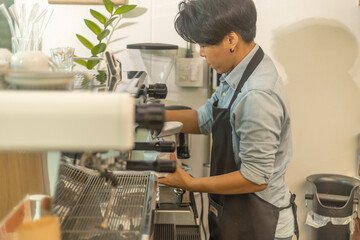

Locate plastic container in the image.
[127,43,178,85]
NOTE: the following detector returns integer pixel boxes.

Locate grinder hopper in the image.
[127,43,178,85]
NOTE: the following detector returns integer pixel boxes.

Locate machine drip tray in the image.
[155,207,196,225]
[155,185,200,238]
[154,224,201,240]
[156,185,196,225]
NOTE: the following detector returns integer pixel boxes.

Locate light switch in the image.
[176,57,206,87]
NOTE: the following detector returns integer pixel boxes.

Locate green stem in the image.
[106,14,123,47]
[96,13,115,71]
[96,12,123,90]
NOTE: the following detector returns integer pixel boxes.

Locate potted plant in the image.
[74,0,136,86]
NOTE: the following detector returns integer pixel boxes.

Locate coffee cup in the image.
[11,51,54,72]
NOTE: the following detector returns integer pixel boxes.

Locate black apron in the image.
[208,47,299,240]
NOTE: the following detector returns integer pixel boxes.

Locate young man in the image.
[159,0,298,239]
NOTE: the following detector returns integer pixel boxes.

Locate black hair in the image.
[174,0,257,45]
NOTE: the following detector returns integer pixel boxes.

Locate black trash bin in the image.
[306,174,360,240]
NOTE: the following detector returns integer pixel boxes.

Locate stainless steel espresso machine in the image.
[126,43,201,240]
[0,49,201,240]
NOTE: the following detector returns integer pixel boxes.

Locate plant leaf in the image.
[86,60,100,70]
[104,16,118,28]
[81,77,91,87]
[85,19,102,35]
[103,0,114,14]
[96,70,108,84]
[97,29,110,41]
[76,34,94,50]
[114,5,136,15]
[90,9,107,24]
[91,43,107,55]
[74,59,87,67]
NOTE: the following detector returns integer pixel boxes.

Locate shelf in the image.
[48,0,128,5]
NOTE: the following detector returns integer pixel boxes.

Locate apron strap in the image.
[291,194,300,240]
[278,193,300,240]
[228,46,264,109]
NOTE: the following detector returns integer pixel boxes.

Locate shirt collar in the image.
[220,44,260,90]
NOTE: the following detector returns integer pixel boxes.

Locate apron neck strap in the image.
[228,47,264,109]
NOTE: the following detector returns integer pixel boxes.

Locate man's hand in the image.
[158,153,193,190]
[159,154,267,194]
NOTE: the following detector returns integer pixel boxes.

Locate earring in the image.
[230,48,234,53]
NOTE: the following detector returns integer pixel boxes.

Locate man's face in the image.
[199,39,234,74]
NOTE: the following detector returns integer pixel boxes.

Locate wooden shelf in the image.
[48,0,128,5]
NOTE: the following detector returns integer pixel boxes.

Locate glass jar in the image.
[11,37,42,54]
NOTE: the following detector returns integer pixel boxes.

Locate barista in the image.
[158,0,299,239]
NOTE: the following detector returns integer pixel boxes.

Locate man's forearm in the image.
[165,109,201,134]
[188,171,267,194]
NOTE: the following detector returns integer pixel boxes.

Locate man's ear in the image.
[227,31,239,50]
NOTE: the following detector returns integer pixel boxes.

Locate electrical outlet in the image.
[176,57,205,87]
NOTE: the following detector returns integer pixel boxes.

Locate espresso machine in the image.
[0,49,201,240]
[126,44,201,239]
[154,125,200,240]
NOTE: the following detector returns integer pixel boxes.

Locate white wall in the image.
[260,1,360,239]
[42,0,151,57]
[42,0,360,239]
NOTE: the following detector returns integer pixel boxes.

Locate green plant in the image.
[75,0,136,74]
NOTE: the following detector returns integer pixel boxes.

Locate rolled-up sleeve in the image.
[197,87,221,135]
[233,90,284,185]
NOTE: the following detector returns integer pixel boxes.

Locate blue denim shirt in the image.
[197,45,294,238]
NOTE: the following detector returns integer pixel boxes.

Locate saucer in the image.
[4,71,75,89]
[0,60,9,73]
[0,69,9,81]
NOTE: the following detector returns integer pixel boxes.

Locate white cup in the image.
[11,51,54,72]
[50,47,75,72]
